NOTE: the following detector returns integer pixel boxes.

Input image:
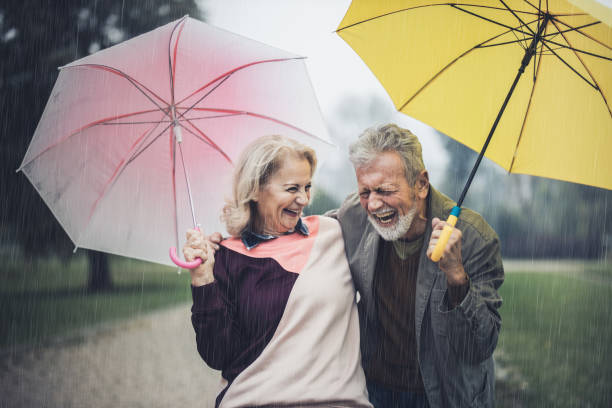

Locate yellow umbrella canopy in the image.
[337,0,612,191]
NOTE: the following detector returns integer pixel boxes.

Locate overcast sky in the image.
[198,0,449,194]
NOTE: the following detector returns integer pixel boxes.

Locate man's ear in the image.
[415,170,429,199]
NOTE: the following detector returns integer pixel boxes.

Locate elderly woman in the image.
[183,135,372,408]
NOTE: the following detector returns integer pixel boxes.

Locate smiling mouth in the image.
[283,208,300,217]
[372,210,396,224]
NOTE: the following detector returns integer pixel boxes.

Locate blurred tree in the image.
[0,0,203,291]
[438,137,477,202]
[440,137,612,258]
[304,187,341,216]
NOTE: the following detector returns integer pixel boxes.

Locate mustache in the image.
[370,207,396,216]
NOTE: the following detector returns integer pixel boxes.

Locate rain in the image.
[1,1,611,407]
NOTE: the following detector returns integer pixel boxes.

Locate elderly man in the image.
[328,124,504,407]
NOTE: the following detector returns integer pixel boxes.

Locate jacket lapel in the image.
[359,220,380,321]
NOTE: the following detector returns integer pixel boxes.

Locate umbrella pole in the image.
[168,122,204,270]
[430,14,549,262]
[175,125,199,228]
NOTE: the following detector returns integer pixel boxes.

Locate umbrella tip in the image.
[73,246,79,254]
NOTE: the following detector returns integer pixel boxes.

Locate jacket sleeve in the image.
[439,229,504,364]
[191,249,242,370]
[323,208,339,219]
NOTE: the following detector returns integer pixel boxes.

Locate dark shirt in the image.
[365,237,426,392]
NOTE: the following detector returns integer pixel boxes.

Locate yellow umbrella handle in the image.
[430,206,461,262]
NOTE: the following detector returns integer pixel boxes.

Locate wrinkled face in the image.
[255,154,312,235]
[356,151,424,241]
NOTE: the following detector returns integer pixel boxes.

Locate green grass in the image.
[0,255,192,350]
[496,271,612,407]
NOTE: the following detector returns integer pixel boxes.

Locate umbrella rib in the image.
[542,38,612,61]
[175,57,305,107]
[100,120,175,125]
[178,112,244,122]
[476,38,533,48]
[549,19,612,117]
[179,119,232,164]
[79,121,166,242]
[98,113,246,125]
[450,4,533,37]
[175,74,234,123]
[18,109,163,171]
[187,107,335,148]
[509,26,547,173]
[179,122,215,149]
[521,0,583,17]
[64,64,171,115]
[475,18,540,48]
[540,39,599,89]
[551,18,610,51]
[168,16,188,107]
[335,3,537,32]
[522,0,539,13]
[398,24,530,111]
[124,121,174,166]
[510,29,528,51]
[499,0,535,35]
[542,21,601,39]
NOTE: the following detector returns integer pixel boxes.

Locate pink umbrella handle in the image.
[170,226,203,269]
[169,247,203,269]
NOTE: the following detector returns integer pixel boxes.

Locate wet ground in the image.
[0,304,220,408]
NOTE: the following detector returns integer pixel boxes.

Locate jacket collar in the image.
[241,218,309,250]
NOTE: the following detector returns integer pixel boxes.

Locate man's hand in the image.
[182,229,220,287]
[427,217,468,287]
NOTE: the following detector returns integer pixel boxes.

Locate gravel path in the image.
[0,303,221,408]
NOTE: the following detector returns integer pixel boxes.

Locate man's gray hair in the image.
[348,124,425,184]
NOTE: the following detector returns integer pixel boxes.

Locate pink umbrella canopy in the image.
[19,16,333,267]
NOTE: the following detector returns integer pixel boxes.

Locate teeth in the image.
[374,211,395,224]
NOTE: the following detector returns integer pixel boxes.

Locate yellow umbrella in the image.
[337,0,612,260]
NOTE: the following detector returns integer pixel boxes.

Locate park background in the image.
[1,0,611,407]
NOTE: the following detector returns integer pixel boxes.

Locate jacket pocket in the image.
[430,289,448,337]
[470,371,490,407]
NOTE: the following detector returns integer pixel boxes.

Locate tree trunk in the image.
[88,251,112,292]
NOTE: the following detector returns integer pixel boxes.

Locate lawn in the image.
[496,269,612,407]
[0,254,192,350]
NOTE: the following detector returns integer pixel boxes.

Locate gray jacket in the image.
[328,187,504,407]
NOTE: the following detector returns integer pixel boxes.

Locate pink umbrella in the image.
[18,16,333,268]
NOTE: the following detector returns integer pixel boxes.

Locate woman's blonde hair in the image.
[222,135,317,236]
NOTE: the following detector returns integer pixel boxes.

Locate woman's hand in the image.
[183,229,216,286]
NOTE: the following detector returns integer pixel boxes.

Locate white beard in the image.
[368,204,418,241]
